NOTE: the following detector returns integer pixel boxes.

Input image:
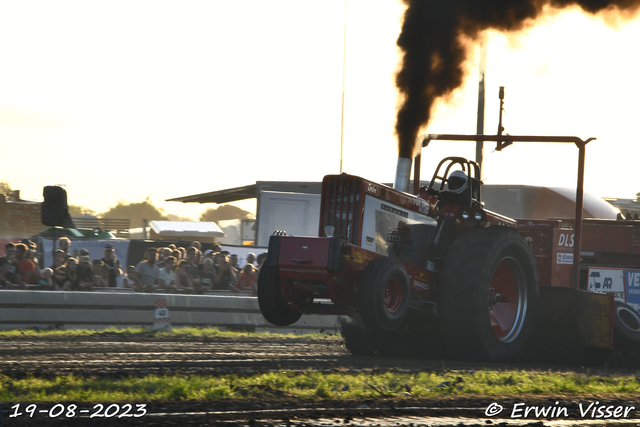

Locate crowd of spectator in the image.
[0,237,267,295]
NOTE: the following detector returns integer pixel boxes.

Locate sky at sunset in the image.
[1,1,639,222]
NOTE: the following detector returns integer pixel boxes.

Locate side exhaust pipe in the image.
[393,157,412,192]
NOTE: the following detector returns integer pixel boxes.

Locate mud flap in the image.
[538,287,613,359]
[573,290,614,350]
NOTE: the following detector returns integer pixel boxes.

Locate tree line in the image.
[0,181,254,226]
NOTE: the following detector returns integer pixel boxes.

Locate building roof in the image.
[165,181,323,204]
[166,184,257,204]
[604,196,640,215]
[149,221,225,237]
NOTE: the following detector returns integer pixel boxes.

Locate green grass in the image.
[2,370,640,402]
[1,328,639,402]
[0,326,340,340]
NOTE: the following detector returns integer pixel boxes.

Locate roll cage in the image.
[413,133,595,290]
[428,156,482,210]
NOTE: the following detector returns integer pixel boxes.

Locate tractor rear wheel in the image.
[340,314,438,357]
[438,226,540,362]
[358,256,410,332]
[340,315,383,356]
[257,265,302,326]
[613,301,640,350]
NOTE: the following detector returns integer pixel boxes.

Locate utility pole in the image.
[339,0,347,174]
[475,36,487,176]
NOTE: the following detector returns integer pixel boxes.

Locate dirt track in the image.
[1,333,639,426]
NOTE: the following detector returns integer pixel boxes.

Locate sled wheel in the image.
[257,265,302,326]
[613,301,640,350]
[358,256,410,332]
[438,227,539,361]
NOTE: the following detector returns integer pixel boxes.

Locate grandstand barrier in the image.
[0,290,341,334]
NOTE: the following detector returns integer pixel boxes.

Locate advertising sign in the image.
[624,269,640,312]
[588,267,640,314]
[587,267,625,301]
[360,195,436,267]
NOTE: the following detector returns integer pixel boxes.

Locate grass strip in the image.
[2,370,640,402]
[0,327,340,340]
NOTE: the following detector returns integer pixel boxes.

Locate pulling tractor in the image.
[258,133,640,361]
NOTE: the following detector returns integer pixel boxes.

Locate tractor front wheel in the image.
[257,265,302,326]
[438,227,540,361]
[358,256,410,332]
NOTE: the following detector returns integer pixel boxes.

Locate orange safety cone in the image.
[153,298,172,331]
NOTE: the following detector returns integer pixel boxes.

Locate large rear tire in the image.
[438,226,540,362]
[340,314,438,357]
[613,301,640,350]
[257,265,302,326]
[340,315,382,356]
[358,257,410,332]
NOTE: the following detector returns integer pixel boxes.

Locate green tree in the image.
[0,180,13,198]
[166,213,196,222]
[101,196,169,228]
[199,204,255,223]
[69,205,97,217]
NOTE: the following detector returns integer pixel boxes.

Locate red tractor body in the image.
[270,173,514,313]
[258,134,640,361]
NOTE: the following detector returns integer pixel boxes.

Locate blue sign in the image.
[624,270,640,313]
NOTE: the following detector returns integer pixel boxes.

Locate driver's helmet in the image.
[447,170,468,194]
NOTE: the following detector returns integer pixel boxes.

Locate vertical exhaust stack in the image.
[394,157,412,193]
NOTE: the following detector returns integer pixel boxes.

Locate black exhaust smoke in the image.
[395,0,640,160]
